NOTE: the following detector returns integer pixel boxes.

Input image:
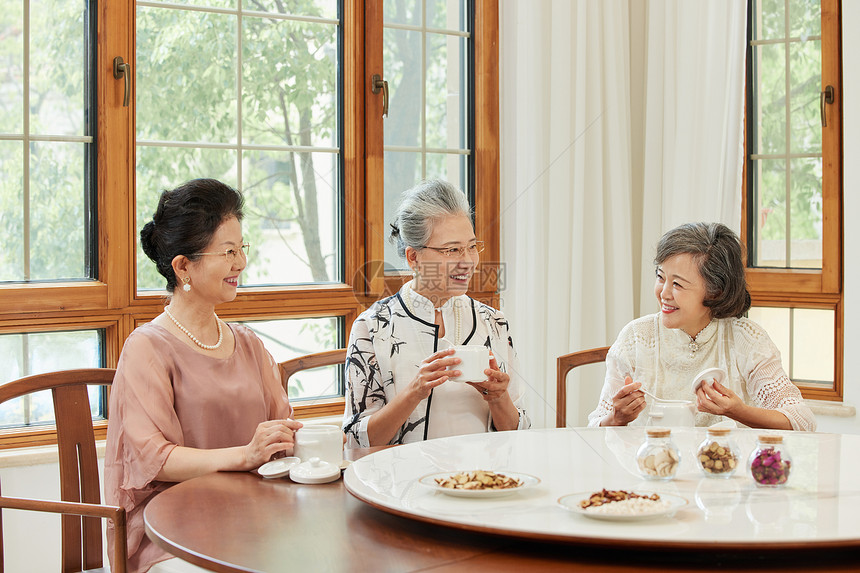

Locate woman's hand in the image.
[468,354,509,401]
[603,376,646,426]
[243,418,304,470]
[696,381,746,418]
[407,347,460,400]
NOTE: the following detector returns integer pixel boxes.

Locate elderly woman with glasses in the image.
[587,222,815,431]
[105,179,301,573]
[343,179,530,447]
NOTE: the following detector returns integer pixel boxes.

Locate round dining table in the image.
[144,427,860,572]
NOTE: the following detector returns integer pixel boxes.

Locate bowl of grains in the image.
[418,470,540,498]
[557,488,688,521]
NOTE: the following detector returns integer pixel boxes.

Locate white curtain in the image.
[499,0,635,429]
[499,0,748,428]
[636,0,748,312]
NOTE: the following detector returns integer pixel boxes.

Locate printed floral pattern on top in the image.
[343,284,530,448]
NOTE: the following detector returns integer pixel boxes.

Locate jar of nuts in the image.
[748,435,792,488]
[636,428,680,480]
[696,427,739,478]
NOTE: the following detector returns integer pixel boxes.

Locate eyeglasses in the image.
[190,243,250,263]
[421,241,485,258]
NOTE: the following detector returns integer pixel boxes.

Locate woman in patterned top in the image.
[588,222,815,430]
[343,179,530,447]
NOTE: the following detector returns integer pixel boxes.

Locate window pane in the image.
[240,317,342,401]
[753,158,787,267]
[752,43,786,155]
[427,0,469,32]
[0,142,24,280]
[747,307,834,385]
[242,150,340,284]
[426,152,466,189]
[383,27,422,147]
[384,150,422,270]
[253,0,338,21]
[136,7,237,143]
[789,157,822,268]
[145,0,237,8]
[1,0,95,284]
[242,17,337,148]
[0,3,24,134]
[425,34,468,150]
[30,142,88,280]
[0,330,103,428]
[789,0,820,38]
[789,38,821,153]
[756,0,785,41]
[384,0,421,26]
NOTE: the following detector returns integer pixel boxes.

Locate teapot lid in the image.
[289,457,341,484]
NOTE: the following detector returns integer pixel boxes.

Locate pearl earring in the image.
[182,277,191,292]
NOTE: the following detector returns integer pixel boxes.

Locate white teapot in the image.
[647,399,697,427]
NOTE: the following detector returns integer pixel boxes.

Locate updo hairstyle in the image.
[140,178,245,292]
[655,222,751,319]
[389,179,472,259]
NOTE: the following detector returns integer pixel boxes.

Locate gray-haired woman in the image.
[588,222,815,430]
[343,179,531,447]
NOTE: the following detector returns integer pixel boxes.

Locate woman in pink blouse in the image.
[104,179,302,573]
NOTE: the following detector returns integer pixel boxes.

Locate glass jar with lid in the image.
[636,428,680,480]
[696,427,739,478]
[748,435,792,487]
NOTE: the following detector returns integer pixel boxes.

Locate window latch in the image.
[372,74,389,118]
[820,85,834,128]
[113,56,131,108]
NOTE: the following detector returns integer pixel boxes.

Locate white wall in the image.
[822,0,860,433]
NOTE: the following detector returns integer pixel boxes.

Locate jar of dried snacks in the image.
[748,435,792,488]
[636,428,680,480]
[696,427,739,478]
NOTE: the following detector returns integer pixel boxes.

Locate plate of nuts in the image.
[418,470,540,498]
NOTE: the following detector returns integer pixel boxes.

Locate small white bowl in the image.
[691,367,727,394]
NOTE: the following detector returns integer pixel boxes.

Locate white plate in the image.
[691,367,727,393]
[557,491,688,521]
[258,457,300,479]
[418,471,540,498]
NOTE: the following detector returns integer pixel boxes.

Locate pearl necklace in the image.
[404,285,461,343]
[164,306,223,350]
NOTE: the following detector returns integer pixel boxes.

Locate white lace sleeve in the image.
[586,322,639,427]
[734,319,817,431]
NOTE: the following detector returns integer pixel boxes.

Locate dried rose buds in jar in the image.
[748,435,792,487]
[697,427,739,478]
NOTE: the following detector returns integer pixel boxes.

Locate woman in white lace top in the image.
[588,223,815,431]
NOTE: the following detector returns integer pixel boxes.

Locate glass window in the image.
[240,317,342,401]
[135,2,342,290]
[748,0,823,269]
[0,329,104,428]
[382,0,472,270]
[0,0,96,283]
[747,306,834,386]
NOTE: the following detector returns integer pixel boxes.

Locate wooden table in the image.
[145,434,860,572]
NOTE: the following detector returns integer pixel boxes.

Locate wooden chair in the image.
[0,369,127,573]
[280,349,347,392]
[556,347,610,428]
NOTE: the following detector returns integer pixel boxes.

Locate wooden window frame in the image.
[742,0,843,400]
[0,0,500,449]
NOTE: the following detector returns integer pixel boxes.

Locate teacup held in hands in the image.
[447,345,490,383]
[293,424,344,465]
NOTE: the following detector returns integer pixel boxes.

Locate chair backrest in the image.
[279,349,347,392]
[0,368,125,572]
[556,347,610,428]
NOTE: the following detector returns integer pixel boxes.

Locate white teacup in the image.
[647,401,697,427]
[293,424,344,465]
[447,345,490,383]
